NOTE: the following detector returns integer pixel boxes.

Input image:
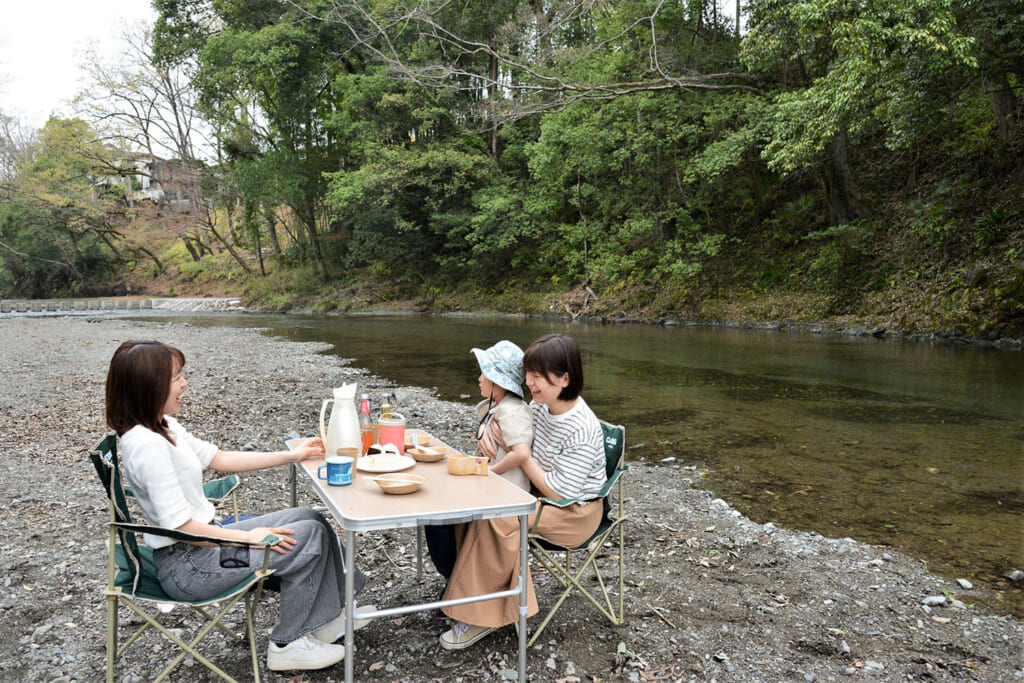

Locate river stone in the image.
[922,595,947,606]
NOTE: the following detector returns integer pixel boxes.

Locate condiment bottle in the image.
[358,393,373,455]
[380,393,394,420]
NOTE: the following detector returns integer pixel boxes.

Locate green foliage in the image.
[326,142,495,278]
[527,92,741,283]
[742,0,978,173]
[802,223,873,289]
[33,0,1009,342]
[0,118,118,297]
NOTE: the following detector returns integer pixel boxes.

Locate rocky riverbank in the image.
[1,316,1021,682]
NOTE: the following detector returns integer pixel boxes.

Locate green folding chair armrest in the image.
[111,521,280,550]
[123,474,242,521]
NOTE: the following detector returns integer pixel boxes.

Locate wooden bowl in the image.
[374,473,424,495]
[408,446,445,463]
[405,434,434,449]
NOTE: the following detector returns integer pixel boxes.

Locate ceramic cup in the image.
[336,446,359,477]
[318,454,354,486]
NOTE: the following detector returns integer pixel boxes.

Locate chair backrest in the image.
[595,421,626,516]
[600,421,625,480]
[91,435,143,588]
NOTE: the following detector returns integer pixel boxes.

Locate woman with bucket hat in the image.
[470,340,534,490]
[424,340,533,582]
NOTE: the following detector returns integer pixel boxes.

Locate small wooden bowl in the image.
[374,473,424,495]
[408,446,445,463]
[405,434,434,449]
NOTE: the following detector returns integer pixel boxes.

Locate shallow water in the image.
[133,311,1024,616]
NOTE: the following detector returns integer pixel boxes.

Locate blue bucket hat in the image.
[471,340,525,398]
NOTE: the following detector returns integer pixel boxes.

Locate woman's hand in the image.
[286,437,325,462]
[247,526,297,554]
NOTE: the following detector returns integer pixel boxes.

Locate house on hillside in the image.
[94,153,201,213]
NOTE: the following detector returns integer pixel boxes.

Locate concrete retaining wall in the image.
[0,298,243,314]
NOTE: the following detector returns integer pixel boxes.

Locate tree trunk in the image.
[135,244,165,272]
[300,199,329,279]
[987,73,1019,141]
[820,128,865,224]
[204,208,253,277]
[490,52,500,164]
[182,236,201,261]
[254,225,265,276]
[264,208,282,256]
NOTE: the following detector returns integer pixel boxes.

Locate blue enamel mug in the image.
[318,454,354,486]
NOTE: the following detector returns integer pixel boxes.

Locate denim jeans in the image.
[153,507,364,644]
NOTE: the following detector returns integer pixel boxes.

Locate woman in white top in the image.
[105,340,368,673]
[438,334,606,649]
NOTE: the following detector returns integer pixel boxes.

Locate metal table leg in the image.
[416,525,424,580]
[344,529,356,683]
[519,513,528,681]
[289,462,297,507]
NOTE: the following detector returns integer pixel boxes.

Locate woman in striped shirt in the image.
[438,334,607,650]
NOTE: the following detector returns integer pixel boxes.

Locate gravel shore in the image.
[1,316,1021,682]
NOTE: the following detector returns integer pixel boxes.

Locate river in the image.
[132,310,1023,616]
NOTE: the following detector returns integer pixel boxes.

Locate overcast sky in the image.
[0,0,156,129]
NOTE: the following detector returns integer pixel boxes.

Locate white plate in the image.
[357,454,416,473]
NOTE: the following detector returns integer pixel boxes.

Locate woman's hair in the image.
[105,340,185,442]
[523,333,584,401]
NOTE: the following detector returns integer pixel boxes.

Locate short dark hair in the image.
[105,340,185,442]
[523,333,584,401]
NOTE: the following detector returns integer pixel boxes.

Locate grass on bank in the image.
[119,248,1023,341]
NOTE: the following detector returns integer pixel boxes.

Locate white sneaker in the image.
[312,604,378,643]
[267,634,345,671]
[439,621,498,650]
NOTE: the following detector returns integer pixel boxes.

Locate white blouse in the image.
[120,416,219,549]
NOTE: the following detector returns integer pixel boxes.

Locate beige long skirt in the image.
[441,500,603,628]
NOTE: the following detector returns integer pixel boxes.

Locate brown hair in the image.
[523,333,584,401]
[105,341,185,442]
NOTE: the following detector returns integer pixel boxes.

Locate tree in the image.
[76,23,213,163]
[0,118,120,297]
[0,111,38,185]
[306,0,756,125]
[954,0,1024,141]
[740,0,977,223]
[154,0,374,280]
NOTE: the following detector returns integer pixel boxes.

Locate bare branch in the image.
[73,22,214,162]
[288,0,757,124]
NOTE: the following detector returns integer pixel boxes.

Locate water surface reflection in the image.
[136,312,1024,616]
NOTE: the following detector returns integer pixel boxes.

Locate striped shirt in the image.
[530,396,606,500]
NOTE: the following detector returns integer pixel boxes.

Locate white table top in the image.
[288,433,536,532]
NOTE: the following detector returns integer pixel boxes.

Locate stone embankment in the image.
[0,297,244,314]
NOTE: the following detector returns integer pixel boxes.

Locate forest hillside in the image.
[1,1,1022,339]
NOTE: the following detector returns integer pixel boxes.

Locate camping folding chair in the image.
[91,434,281,683]
[527,421,627,646]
